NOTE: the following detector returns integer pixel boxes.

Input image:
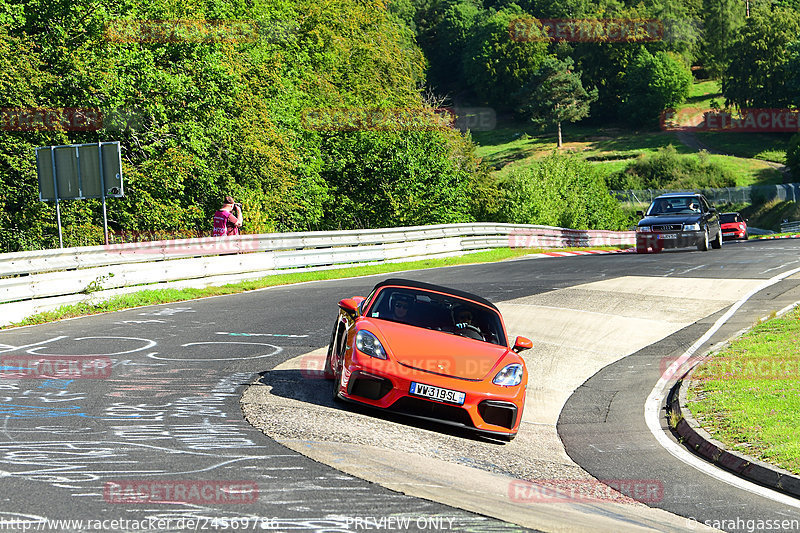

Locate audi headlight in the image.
[355,330,387,360]
[684,223,700,231]
[493,363,523,387]
[637,226,651,233]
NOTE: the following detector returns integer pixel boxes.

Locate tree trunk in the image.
[557,121,563,148]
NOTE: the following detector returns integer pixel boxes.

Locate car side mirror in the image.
[338,298,360,315]
[636,210,644,218]
[513,336,533,353]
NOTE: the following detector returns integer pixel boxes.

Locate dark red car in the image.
[720,212,748,241]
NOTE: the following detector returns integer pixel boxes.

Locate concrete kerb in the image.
[667,322,800,499]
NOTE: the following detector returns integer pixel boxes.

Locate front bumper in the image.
[636,231,704,249]
[336,354,526,436]
[722,228,746,240]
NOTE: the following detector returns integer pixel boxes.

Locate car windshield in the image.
[720,213,739,223]
[647,197,701,215]
[367,287,507,347]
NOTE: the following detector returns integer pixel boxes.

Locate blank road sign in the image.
[36,142,123,201]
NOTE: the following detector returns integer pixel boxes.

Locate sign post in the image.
[35,142,124,248]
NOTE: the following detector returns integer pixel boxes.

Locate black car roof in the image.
[372,278,499,311]
[654,192,703,199]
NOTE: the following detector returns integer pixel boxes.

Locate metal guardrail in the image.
[0,223,634,326]
[780,221,800,233]
[613,183,800,206]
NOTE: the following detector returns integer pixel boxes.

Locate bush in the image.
[497,153,629,230]
[608,146,736,190]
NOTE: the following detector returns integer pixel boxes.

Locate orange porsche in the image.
[324,278,532,440]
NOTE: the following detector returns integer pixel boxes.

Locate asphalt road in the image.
[0,238,798,532]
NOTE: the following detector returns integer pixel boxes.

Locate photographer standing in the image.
[212,196,243,236]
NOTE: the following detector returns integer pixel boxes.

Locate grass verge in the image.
[686,308,800,474]
[4,246,629,329]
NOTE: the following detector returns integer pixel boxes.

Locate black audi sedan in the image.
[635,193,723,253]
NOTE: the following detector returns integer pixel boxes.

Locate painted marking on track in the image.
[217,332,309,338]
[138,307,195,316]
[645,263,800,508]
[26,337,157,357]
[148,342,282,362]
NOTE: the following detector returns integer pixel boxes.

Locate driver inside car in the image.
[388,293,414,322]
[452,306,484,340]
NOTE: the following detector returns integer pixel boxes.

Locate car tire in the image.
[697,228,709,251]
[323,321,338,380]
[331,327,348,402]
[331,358,343,402]
[711,228,722,249]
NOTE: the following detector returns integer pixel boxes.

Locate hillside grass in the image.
[472,80,788,186]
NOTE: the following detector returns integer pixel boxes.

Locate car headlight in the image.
[355,330,387,360]
[493,363,523,387]
[637,226,651,233]
[684,223,700,231]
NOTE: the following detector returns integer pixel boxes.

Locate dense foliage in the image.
[498,152,629,230]
[0,0,481,250]
[2,0,798,251]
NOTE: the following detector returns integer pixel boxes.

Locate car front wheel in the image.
[697,228,709,251]
[711,227,722,249]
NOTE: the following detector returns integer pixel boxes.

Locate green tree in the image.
[622,48,692,126]
[422,0,483,93]
[722,7,800,109]
[699,0,745,78]
[462,7,549,111]
[517,56,597,148]
[320,129,477,229]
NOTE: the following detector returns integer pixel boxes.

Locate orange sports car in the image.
[324,278,532,440]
